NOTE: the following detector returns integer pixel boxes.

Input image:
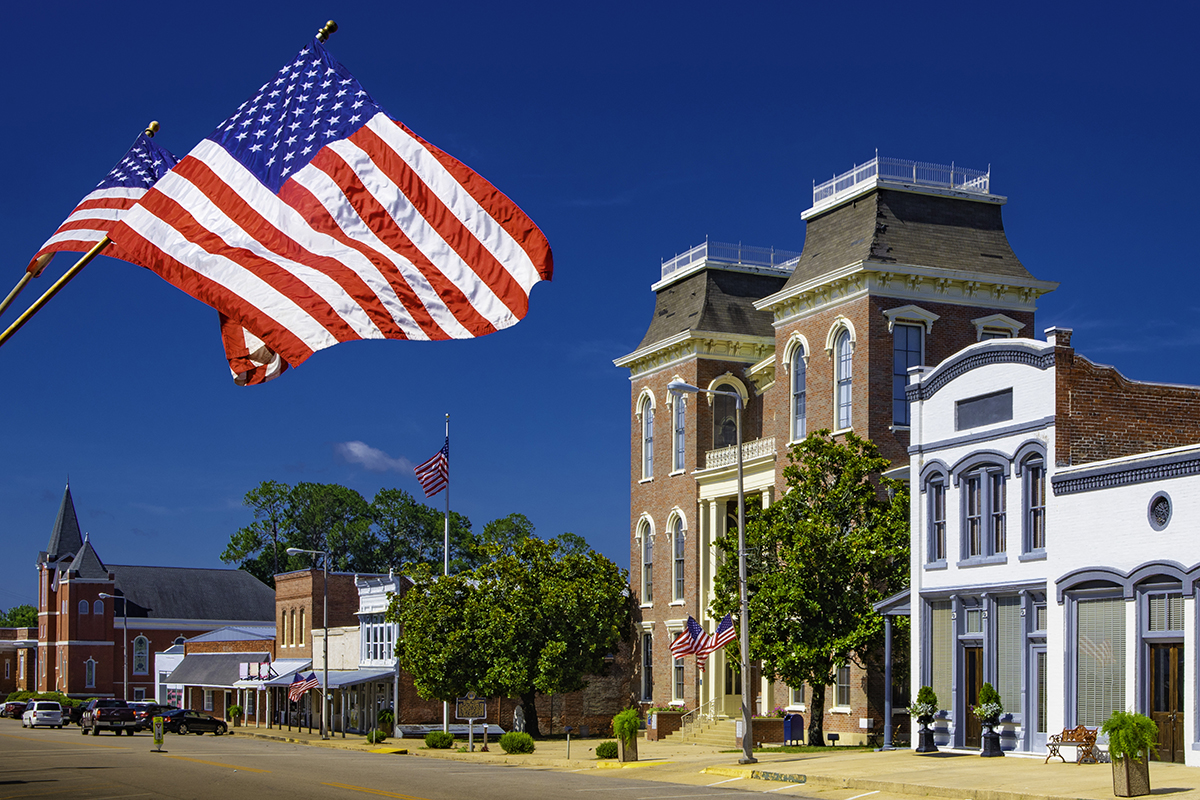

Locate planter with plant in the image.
[612,708,640,762]
[972,683,1004,757]
[228,705,244,727]
[909,686,938,753]
[1101,711,1158,797]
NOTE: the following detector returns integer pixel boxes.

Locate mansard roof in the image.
[782,188,1034,292]
[635,268,787,352]
[42,485,84,564]
[110,565,275,622]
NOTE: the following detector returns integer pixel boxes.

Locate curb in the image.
[595,759,673,770]
[702,766,805,785]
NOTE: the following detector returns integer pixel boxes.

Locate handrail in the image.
[680,697,717,741]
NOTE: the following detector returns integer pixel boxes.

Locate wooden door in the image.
[964,646,983,748]
[1150,643,1184,762]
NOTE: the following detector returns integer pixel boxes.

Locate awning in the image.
[234,658,312,688]
[166,652,270,688]
[313,668,396,689]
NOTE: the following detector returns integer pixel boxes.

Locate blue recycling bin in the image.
[783,713,803,745]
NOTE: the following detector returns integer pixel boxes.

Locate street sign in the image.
[152,716,164,752]
[455,691,486,720]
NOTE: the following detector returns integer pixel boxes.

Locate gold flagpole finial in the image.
[145,121,160,138]
[316,20,338,42]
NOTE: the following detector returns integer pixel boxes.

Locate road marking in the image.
[762,785,800,793]
[321,782,432,799]
[844,793,880,800]
[163,756,271,773]
[706,777,743,786]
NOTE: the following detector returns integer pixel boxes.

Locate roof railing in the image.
[661,240,801,282]
[811,154,991,210]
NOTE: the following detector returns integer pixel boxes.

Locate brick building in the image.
[614,155,1057,744]
[905,328,1200,762]
[34,485,275,700]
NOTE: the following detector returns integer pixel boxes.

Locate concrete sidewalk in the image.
[230,724,1200,799]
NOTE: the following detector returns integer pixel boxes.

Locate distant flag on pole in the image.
[288,671,319,702]
[108,32,553,383]
[26,130,179,276]
[414,438,449,497]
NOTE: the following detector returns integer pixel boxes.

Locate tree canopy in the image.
[0,604,36,627]
[711,430,909,746]
[389,526,631,737]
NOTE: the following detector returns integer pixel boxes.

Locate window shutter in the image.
[931,601,953,710]
[1076,597,1125,727]
[996,597,1022,713]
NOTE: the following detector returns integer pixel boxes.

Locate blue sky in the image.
[2,1,1197,610]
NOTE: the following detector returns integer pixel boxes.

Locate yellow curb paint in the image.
[321,782,430,799]
[369,748,408,754]
[595,759,673,769]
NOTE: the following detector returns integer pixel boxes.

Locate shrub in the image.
[499,731,536,754]
[425,731,455,749]
[595,740,618,759]
[973,683,1003,720]
[378,709,395,727]
[367,728,388,744]
[612,708,640,745]
[1102,711,1158,762]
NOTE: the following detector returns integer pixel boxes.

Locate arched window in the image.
[1023,454,1046,553]
[926,475,947,563]
[79,599,89,615]
[642,529,653,603]
[133,635,149,675]
[713,386,738,449]
[835,330,853,430]
[290,609,296,646]
[671,516,685,601]
[639,394,655,480]
[791,345,807,441]
[85,657,96,688]
[93,600,103,616]
[961,463,1007,559]
[672,394,686,473]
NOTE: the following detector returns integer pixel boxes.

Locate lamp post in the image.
[667,379,757,765]
[287,547,330,740]
[97,593,127,701]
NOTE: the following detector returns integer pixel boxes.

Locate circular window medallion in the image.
[1148,492,1172,532]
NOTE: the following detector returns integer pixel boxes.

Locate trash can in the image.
[783,713,803,745]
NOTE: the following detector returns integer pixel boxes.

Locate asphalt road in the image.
[0,722,943,800]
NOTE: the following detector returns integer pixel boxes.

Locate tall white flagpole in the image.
[443,412,450,734]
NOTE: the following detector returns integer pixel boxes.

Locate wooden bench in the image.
[1045,725,1098,764]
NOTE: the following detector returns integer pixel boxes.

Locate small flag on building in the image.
[414,438,449,497]
[288,671,319,702]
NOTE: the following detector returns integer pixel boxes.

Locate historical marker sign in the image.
[456,691,486,720]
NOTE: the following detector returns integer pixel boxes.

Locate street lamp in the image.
[98,593,127,701]
[667,379,757,765]
[287,547,330,740]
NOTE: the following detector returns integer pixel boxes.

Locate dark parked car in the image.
[131,703,176,731]
[161,709,227,735]
[1,701,27,718]
[81,698,137,735]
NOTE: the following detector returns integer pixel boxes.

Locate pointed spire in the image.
[44,484,84,562]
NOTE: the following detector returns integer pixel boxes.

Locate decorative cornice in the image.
[1052,451,1200,496]
[614,330,776,379]
[907,345,1055,403]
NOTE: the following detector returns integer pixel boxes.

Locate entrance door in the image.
[964,646,983,748]
[1150,643,1184,762]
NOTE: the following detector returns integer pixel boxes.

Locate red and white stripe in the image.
[110,112,553,371]
[26,187,146,274]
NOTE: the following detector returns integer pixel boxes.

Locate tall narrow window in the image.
[1076,596,1125,726]
[204,690,214,711]
[836,331,853,429]
[641,633,654,701]
[85,658,96,688]
[930,600,953,709]
[673,657,685,701]
[893,324,922,426]
[642,531,653,603]
[133,636,149,675]
[299,608,306,646]
[966,474,983,557]
[1025,457,1046,552]
[672,395,686,473]
[94,600,103,616]
[791,347,807,441]
[836,665,852,707]
[990,473,1006,553]
[78,600,89,615]
[672,517,685,601]
[642,398,654,479]
[713,389,737,449]
[928,478,946,562]
[961,465,1007,560]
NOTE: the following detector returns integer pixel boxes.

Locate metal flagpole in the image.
[443,412,451,734]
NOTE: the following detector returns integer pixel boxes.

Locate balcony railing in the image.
[661,241,801,283]
[704,437,776,470]
[811,155,991,210]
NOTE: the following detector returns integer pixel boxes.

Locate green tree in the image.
[220,480,292,586]
[284,483,375,572]
[390,526,631,737]
[371,488,476,573]
[0,604,37,627]
[712,430,909,746]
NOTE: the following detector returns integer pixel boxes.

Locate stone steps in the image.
[664,717,738,748]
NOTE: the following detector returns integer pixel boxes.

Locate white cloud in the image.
[334,441,412,474]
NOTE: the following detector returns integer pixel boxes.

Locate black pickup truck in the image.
[81,699,137,735]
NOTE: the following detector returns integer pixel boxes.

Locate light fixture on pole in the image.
[666,379,757,765]
[97,593,127,701]
[287,547,330,740]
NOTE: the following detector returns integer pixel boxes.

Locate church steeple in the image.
[42,484,84,564]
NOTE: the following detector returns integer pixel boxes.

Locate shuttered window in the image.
[996,597,1023,713]
[1076,597,1125,727]
[930,601,953,710]
[1149,593,1184,632]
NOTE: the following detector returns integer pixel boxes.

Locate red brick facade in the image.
[274,570,361,660]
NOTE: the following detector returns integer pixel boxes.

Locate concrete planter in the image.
[617,735,638,762]
[646,711,683,742]
[1112,755,1151,797]
[735,717,785,749]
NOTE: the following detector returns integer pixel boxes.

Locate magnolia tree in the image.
[712,430,909,746]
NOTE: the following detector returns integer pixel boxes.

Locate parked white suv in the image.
[22,701,63,729]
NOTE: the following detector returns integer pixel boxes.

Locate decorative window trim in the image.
[84,657,96,688]
[781,332,811,372]
[892,322,924,427]
[637,390,656,481]
[637,515,655,606]
[971,313,1025,340]
[704,374,749,405]
[919,459,951,487]
[949,451,1013,487]
[957,463,1008,563]
[133,635,150,675]
[883,304,940,334]
[1020,449,1048,556]
[824,315,858,354]
[785,336,809,443]
[925,473,948,566]
[832,326,854,431]
[667,510,687,603]
[1148,491,1172,532]
[669,382,687,474]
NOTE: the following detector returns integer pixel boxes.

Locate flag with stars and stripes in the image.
[414,438,449,497]
[26,131,179,275]
[288,671,319,703]
[670,616,704,658]
[108,36,553,381]
[695,614,737,671]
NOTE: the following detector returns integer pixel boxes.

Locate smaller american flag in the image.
[288,671,319,703]
[696,614,737,671]
[414,439,449,497]
[670,616,703,658]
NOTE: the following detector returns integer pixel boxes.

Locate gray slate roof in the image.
[635,269,788,351]
[68,539,109,580]
[41,485,83,564]
[167,652,270,688]
[111,565,275,622]
[187,625,276,643]
[783,188,1034,291]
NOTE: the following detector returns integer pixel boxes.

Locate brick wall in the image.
[274,570,362,658]
[1055,332,1200,466]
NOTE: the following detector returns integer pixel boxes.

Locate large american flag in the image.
[108,37,553,380]
[288,671,319,703]
[27,130,179,275]
[696,614,737,671]
[414,438,449,497]
[670,616,704,658]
